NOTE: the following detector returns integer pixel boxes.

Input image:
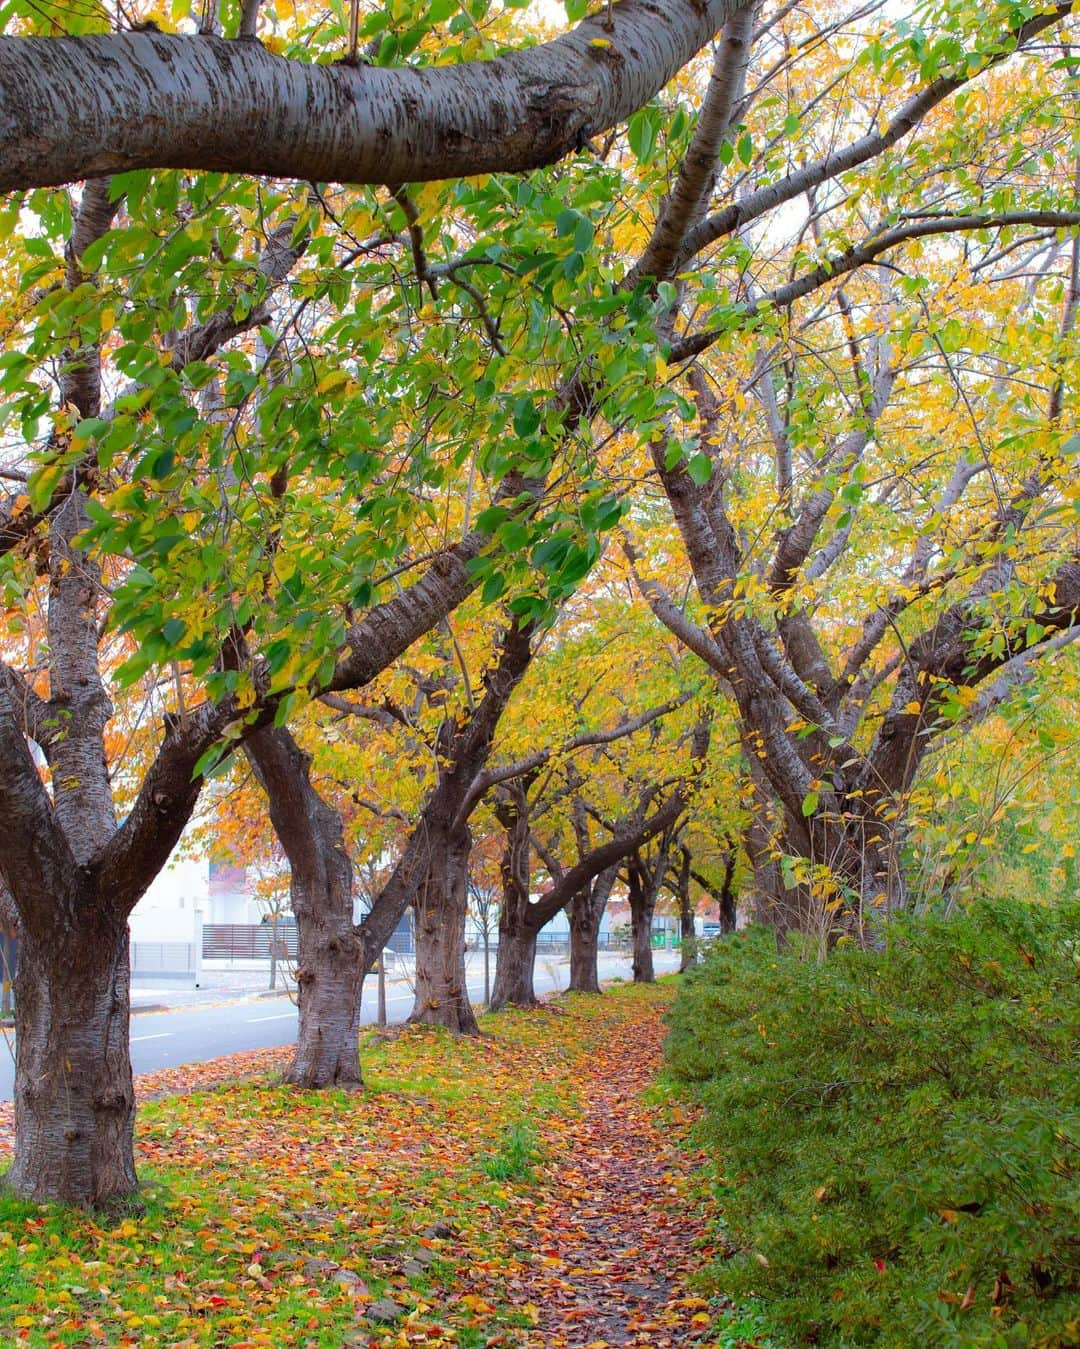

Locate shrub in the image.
[665,900,1080,1346]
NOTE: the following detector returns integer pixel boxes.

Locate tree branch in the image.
[673,211,1080,361]
[633,0,758,282]
[0,0,740,192]
[676,3,1076,267]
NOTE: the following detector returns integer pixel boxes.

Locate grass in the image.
[0,982,702,1348]
[480,1122,541,1183]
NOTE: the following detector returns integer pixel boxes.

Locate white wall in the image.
[129,853,208,942]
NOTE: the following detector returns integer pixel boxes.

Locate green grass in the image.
[480,1121,541,1182]
[0,982,683,1347]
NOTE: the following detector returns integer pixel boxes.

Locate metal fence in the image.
[200,922,632,962]
[130,941,198,983]
[131,941,197,972]
[202,924,299,960]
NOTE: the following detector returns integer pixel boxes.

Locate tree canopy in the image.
[0,0,1076,1208]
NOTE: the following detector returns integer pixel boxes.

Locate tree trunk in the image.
[568,894,602,993]
[718,846,738,934]
[748,804,900,948]
[628,875,657,983]
[490,913,539,1010]
[410,829,479,1034]
[285,906,364,1090]
[246,726,364,1089]
[490,781,541,1010]
[679,891,695,971]
[567,867,615,994]
[5,914,136,1208]
[745,805,801,938]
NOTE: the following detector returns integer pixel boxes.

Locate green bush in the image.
[666,901,1080,1346]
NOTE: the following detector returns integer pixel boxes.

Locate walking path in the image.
[468,995,725,1347]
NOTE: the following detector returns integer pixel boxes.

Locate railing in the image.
[202,924,299,960]
[131,941,197,972]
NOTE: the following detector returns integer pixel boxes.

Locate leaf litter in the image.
[0,981,726,1346]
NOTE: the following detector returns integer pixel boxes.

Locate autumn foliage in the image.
[0,983,723,1348]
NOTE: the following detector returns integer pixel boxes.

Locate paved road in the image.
[0,952,679,1100]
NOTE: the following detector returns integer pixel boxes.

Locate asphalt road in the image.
[0,952,677,1100]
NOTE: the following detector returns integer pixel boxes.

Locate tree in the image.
[501,711,711,1001]
[615,0,1080,936]
[0,0,737,1203]
[624,824,680,984]
[1,0,1076,1209]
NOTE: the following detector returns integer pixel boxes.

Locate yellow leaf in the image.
[316,370,349,396]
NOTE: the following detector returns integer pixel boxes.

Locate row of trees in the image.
[0,0,1076,1207]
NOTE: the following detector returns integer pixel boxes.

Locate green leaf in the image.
[687,453,712,486]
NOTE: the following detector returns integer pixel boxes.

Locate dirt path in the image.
[472,998,724,1348]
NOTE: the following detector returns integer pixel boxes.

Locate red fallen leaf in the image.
[873,1259,887,1273]
[207,1295,229,1307]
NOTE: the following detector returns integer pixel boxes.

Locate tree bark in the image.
[679,893,695,970]
[626,845,668,984]
[0,1,740,192]
[629,884,657,984]
[491,920,540,1011]
[490,780,541,1011]
[410,827,478,1035]
[567,868,616,994]
[710,843,739,935]
[568,895,602,994]
[286,907,364,1090]
[245,727,364,1089]
[627,833,676,982]
[5,910,136,1207]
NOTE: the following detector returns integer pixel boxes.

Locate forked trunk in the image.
[5,914,136,1208]
[410,830,479,1034]
[490,914,539,1010]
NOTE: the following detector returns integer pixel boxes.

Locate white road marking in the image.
[131,1032,173,1042]
[244,1012,297,1022]
[380,983,490,1008]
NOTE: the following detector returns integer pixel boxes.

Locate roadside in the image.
[124,946,674,1014]
[0,978,722,1348]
